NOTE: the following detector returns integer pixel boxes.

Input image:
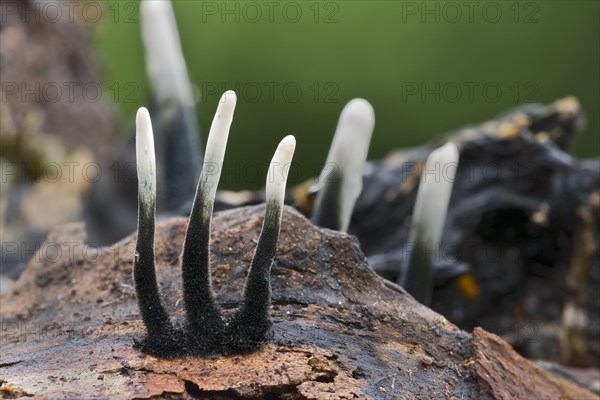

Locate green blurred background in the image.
[96,0,599,190]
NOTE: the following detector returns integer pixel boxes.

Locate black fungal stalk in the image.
[132,92,296,357]
[181,91,236,354]
[226,136,296,353]
[311,171,344,231]
[132,107,180,356]
[399,142,459,305]
[400,227,435,306]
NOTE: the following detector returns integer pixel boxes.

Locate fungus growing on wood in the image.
[133,92,296,356]
[311,98,375,232]
[180,91,237,354]
[133,107,180,356]
[225,135,296,353]
[140,0,201,211]
[400,142,459,305]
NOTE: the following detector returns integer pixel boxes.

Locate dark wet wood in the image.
[344,97,600,367]
[1,206,596,399]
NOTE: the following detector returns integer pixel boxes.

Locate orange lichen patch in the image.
[536,131,551,143]
[292,178,317,216]
[0,383,15,394]
[455,274,480,300]
[554,96,581,118]
[384,160,425,201]
[509,113,531,129]
[496,122,521,139]
[0,382,32,399]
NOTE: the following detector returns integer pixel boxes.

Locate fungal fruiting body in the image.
[133,107,180,355]
[181,91,237,353]
[400,142,459,305]
[140,0,194,111]
[311,99,375,232]
[132,92,296,357]
[225,135,296,353]
[140,0,201,211]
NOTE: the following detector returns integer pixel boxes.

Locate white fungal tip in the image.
[335,97,375,173]
[218,90,238,113]
[140,0,193,106]
[140,0,167,16]
[315,98,375,231]
[328,98,375,179]
[340,98,375,132]
[196,91,238,205]
[433,142,459,165]
[322,98,375,182]
[140,0,179,59]
[266,135,296,204]
[205,91,237,159]
[412,141,460,246]
[136,107,156,204]
[333,99,375,165]
[276,135,297,164]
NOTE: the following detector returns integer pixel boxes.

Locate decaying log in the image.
[210,98,600,369]
[1,206,596,399]
[344,97,600,367]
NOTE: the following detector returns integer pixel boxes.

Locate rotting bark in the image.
[1,206,596,399]
[472,327,595,400]
[560,194,600,368]
[202,98,600,369]
[343,97,600,367]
